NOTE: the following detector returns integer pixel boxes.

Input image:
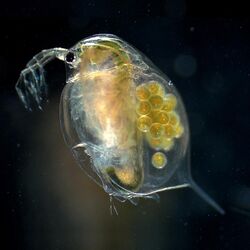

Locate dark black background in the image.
[1,0,250,249]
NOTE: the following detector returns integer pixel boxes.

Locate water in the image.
[1,1,250,249]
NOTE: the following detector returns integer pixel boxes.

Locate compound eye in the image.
[65,51,75,63]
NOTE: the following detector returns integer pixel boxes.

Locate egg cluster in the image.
[136,81,184,169]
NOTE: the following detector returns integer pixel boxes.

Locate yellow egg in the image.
[168,112,180,126]
[137,115,152,132]
[149,95,163,110]
[136,101,151,115]
[155,111,169,124]
[174,124,184,138]
[147,82,161,95]
[146,133,163,149]
[136,84,150,100]
[149,123,163,138]
[162,94,177,112]
[160,138,174,151]
[164,124,175,139]
[151,152,167,169]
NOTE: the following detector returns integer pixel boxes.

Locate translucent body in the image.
[16,34,224,214]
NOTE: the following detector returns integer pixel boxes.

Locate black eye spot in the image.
[66,52,75,63]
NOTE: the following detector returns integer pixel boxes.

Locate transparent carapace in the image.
[16,34,224,214]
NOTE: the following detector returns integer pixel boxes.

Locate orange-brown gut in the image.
[79,40,143,190]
